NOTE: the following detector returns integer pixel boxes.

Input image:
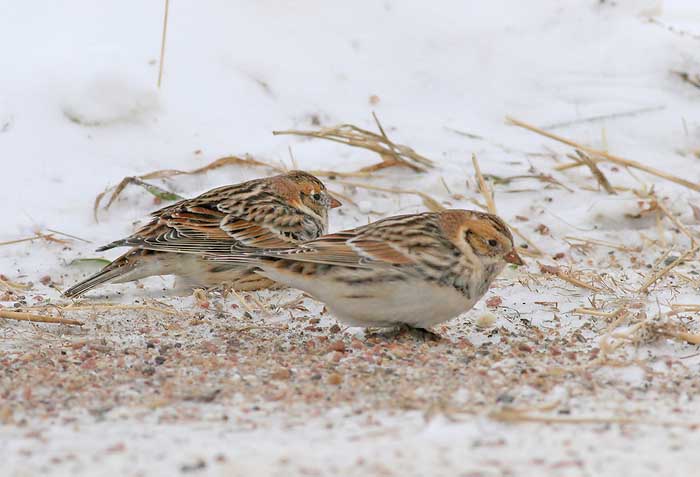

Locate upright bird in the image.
[63,170,341,297]
[178,209,523,332]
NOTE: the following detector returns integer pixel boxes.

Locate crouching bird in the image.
[63,171,341,298]
[170,210,523,335]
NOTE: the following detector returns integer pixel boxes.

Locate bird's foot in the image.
[365,324,443,342]
[399,324,443,342]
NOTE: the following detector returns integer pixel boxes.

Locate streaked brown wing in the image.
[131,205,289,255]
[351,239,413,264]
[259,231,412,268]
[220,219,294,248]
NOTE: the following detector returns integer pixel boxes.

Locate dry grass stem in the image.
[541,106,665,130]
[509,225,544,257]
[0,236,39,247]
[0,232,70,248]
[226,287,258,315]
[104,177,184,210]
[654,200,696,245]
[335,180,445,212]
[539,263,602,292]
[650,248,674,271]
[668,331,700,345]
[573,150,617,194]
[506,116,700,192]
[45,229,92,243]
[637,245,699,293]
[648,18,700,41]
[471,154,497,214]
[670,304,700,313]
[24,303,179,316]
[598,310,632,359]
[572,307,625,319]
[490,408,700,428]
[274,114,434,173]
[554,158,595,172]
[672,71,700,89]
[306,170,381,179]
[157,0,170,89]
[94,155,281,221]
[676,273,700,288]
[471,154,541,257]
[493,174,574,192]
[0,309,83,326]
[0,277,32,291]
[564,236,640,253]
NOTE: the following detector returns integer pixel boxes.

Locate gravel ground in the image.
[3,1,700,475]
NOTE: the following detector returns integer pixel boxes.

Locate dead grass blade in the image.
[45,229,92,243]
[572,307,626,319]
[573,149,616,194]
[0,276,32,291]
[0,232,71,248]
[0,309,83,326]
[653,199,696,245]
[637,245,699,293]
[104,177,184,210]
[94,155,281,222]
[334,180,444,212]
[472,154,496,214]
[157,0,170,88]
[22,303,180,316]
[539,263,602,292]
[541,106,665,130]
[672,71,700,89]
[671,304,700,313]
[471,154,542,257]
[486,173,574,192]
[506,116,700,192]
[564,236,640,253]
[510,226,544,257]
[274,114,434,173]
[490,408,700,428]
[67,304,179,315]
[0,236,38,248]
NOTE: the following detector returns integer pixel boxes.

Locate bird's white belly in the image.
[329,280,476,327]
[262,266,477,328]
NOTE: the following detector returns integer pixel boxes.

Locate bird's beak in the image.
[329,196,342,209]
[504,249,524,266]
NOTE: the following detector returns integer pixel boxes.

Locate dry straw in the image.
[0,309,83,326]
[94,155,276,221]
[471,154,542,257]
[506,116,700,192]
[157,0,170,88]
[274,113,434,173]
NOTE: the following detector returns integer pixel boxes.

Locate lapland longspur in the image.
[197,209,523,331]
[63,170,341,297]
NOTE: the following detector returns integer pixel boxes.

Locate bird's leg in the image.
[400,324,443,342]
[365,324,443,342]
[364,327,401,340]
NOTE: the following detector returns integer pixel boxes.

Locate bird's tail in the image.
[63,264,132,298]
[62,249,162,298]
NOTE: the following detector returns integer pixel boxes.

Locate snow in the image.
[3,0,700,476]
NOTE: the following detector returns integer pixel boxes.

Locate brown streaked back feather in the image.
[228,212,451,269]
[97,171,329,254]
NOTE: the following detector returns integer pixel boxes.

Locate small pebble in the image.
[475,311,497,329]
[327,373,342,385]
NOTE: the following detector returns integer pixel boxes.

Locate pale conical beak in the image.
[504,249,524,265]
[329,196,342,209]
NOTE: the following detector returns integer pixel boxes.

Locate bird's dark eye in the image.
[488,239,498,247]
[311,193,322,201]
